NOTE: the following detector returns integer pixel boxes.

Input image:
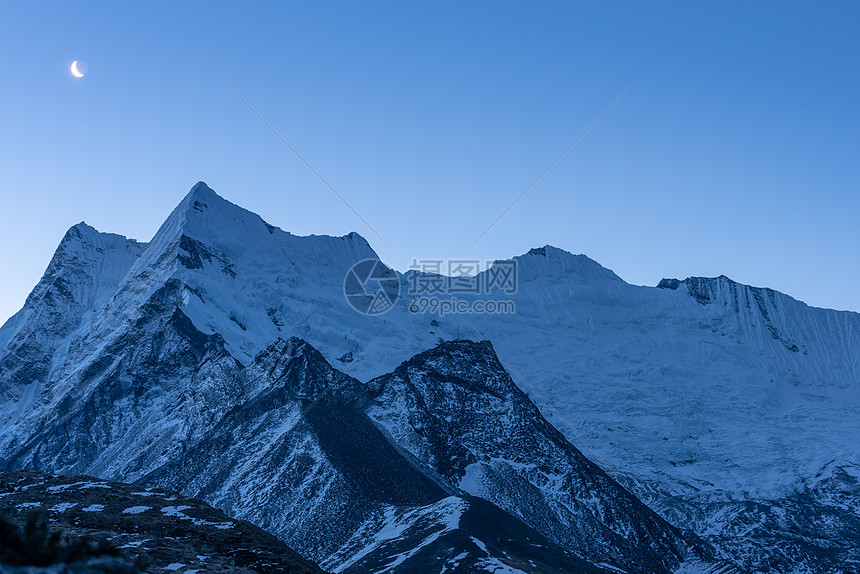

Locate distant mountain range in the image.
[1,182,857,573]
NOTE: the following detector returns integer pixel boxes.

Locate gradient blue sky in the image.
[1,1,858,323]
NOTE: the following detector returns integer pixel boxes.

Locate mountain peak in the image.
[179,181,226,215]
[188,180,217,197]
[177,182,249,229]
[507,245,623,282]
[137,182,284,272]
[166,182,373,251]
[253,336,365,401]
[172,180,225,209]
[49,223,142,277]
[61,221,137,247]
[67,220,96,235]
[390,339,516,398]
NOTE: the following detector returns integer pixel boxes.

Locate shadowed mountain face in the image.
[361,340,695,574]
[0,182,857,573]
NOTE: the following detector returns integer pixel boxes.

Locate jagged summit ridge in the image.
[52,182,382,366]
[656,274,860,357]
[658,274,788,305]
[171,180,376,256]
[115,181,377,286]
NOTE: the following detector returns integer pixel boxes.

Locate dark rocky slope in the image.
[0,471,325,573]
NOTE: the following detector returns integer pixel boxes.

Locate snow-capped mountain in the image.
[0,182,857,573]
[0,224,144,407]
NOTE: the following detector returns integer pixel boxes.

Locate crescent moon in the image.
[71,61,84,78]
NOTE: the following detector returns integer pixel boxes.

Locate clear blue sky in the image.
[1,1,858,323]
